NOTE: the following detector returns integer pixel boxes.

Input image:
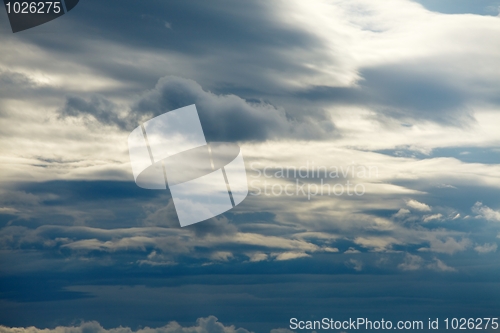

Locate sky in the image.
[1,0,500,332]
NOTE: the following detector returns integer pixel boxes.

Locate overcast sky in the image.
[1,0,500,332]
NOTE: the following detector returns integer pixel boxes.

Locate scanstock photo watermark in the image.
[249,161,378,199]
[289,317,500,331]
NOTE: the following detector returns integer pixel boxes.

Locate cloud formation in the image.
[59,76,335,141]
[0,317,253,333]
[133,76,335,141]
[472,202,500,222]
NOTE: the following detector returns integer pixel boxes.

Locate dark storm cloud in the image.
[6,0,496,128]
[133,76,334,141]
[4,0,326,97]
[60,76,335,140]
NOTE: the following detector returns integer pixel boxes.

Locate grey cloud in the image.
[59,95,140,131]
[398,253,424,271]
[427,258,457,272]
[474,242,498,253]
[0,70,35,88]
[297,64,479,126]
[133,76,335,141]
[419,236,472,254]
[3,0,330,99]
[59,76,335,141]
[398,253,457,272]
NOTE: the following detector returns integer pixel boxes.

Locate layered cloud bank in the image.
[1,0,500,330]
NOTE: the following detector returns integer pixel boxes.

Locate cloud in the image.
[270,330,295,333]
[210,251,234,262]
[344,247,361,254]
[247,252,268,262]
[406,199,431,212]
[419,237,471,254]
[423,213,443,223]
[132,76,334,141]
[393,208,410,218]
[346,259,363,271]
[354,236,402,252]
[137,251,176,266]
[58,76,335,141]
[0,317,253,333]
[59,95,140,131]
[273,252,310,261]
[472,202,500,222]
[0,207,18,214]
[474,243,497,254]
[427,258,457,272]
[398,253,424,271]
[398,254,457,272]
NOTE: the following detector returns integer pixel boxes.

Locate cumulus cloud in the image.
[419,237,471,254]
[0,317,253,333]
[472,202,500,222]
[474,243,497,254]
[344,247,361,254]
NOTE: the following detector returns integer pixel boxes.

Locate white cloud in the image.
[246,252,268,262]
[210,251,234,262]
[0,207,18,214]
[0,317,253,333]
[273,252,310,261]
[393,208,410,218]
[472,202,500,222]
[474,243,497,254]
[419,237,471,254]
[344,247,361,254]
[323,247,339,253]
[423,213,443,223]
[406,199,431,212]
[354,236,402,252]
